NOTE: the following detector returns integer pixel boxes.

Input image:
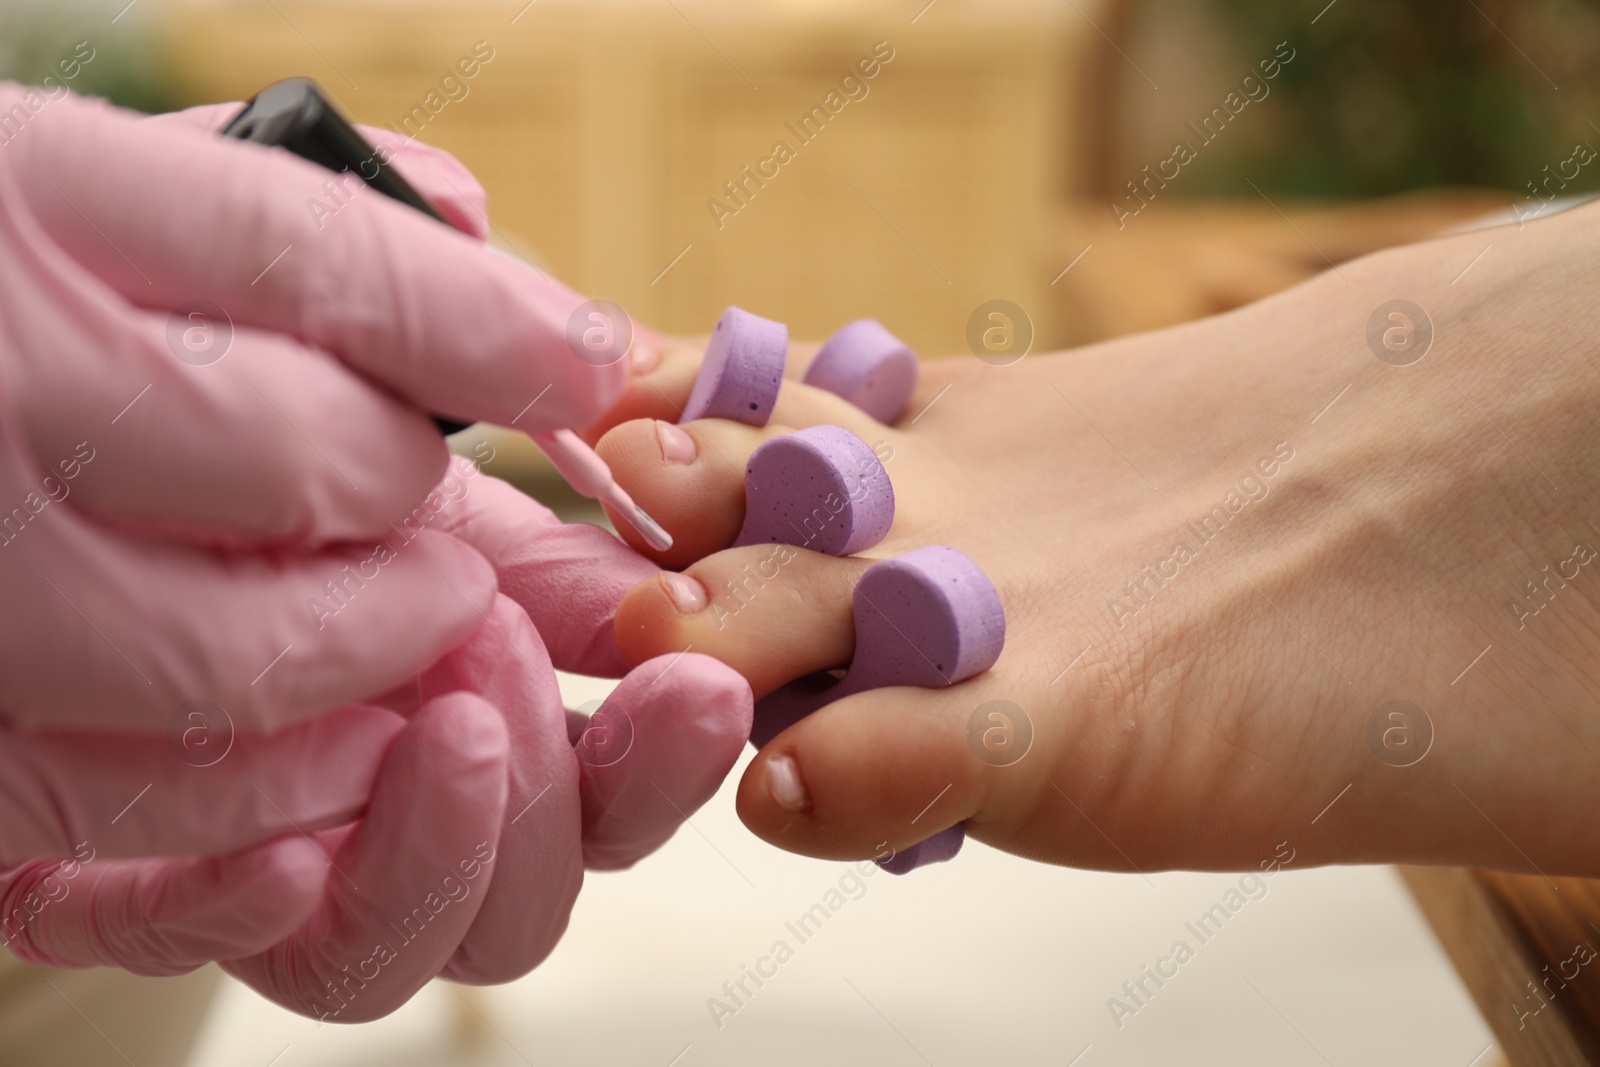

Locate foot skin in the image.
[591,204,1600,878]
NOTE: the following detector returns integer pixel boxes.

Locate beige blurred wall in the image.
[160,0,1097,356]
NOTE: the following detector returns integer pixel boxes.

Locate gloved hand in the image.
[0,87,748,1017]
[0,458,753,1020]
[0,82,621,738]
[0,83,626,863]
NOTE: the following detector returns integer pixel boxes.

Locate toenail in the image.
[631,344,661,375]
[766,754,809,812]
[655,420,697,465]
[661,571,708,613]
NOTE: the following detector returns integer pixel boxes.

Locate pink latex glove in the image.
[0,89,748,1017]
[0,84,666,994]
[0,82,623,739]
[0,86,622,868]
[1,459,753,1020]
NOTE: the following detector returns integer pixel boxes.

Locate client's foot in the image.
[591,204,1600,876]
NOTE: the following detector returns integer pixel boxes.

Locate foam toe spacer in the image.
[751,545,1006,874]
[734,425,894,556]
[680,306,788,425]
[876,825,966,875]
[688,310,994,873]
[805,319,920,423]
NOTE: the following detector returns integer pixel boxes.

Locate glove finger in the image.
[0,488,496,732]
[350,126,490,242]
[0,175,501,733]
[139,102,243,134]
[431,456,658,677]
[223,691,507,1023]
[423,595,582,985]
[0,222,449,546]
[578,653,752,870]
[141,105,489,241]
[0,705,402,864]
[6,86,618,431]
[0,836,325,976]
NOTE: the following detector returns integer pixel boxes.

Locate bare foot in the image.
[590,204,1600,877]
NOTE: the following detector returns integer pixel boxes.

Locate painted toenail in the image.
[655,420,698,465]
[661,571,708,613]
[631,343,661,375]
[766,754,809,812]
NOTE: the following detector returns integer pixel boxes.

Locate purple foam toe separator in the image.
[689,308,1001,874]
[752,546,1006,874]
[680,306,788,426]
[734,425,894,556]
[876,825,967,875]
[805,319,920,424]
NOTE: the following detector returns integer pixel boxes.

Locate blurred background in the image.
[1,0,1587,1061]
[10,0,1586,498]
[7,0,1595,350]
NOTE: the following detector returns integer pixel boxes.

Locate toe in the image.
[736,681,1047,863]
[615,546,873,698]
[588,338,898,445]
[596,417,787,567]
[583,341,705,440]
